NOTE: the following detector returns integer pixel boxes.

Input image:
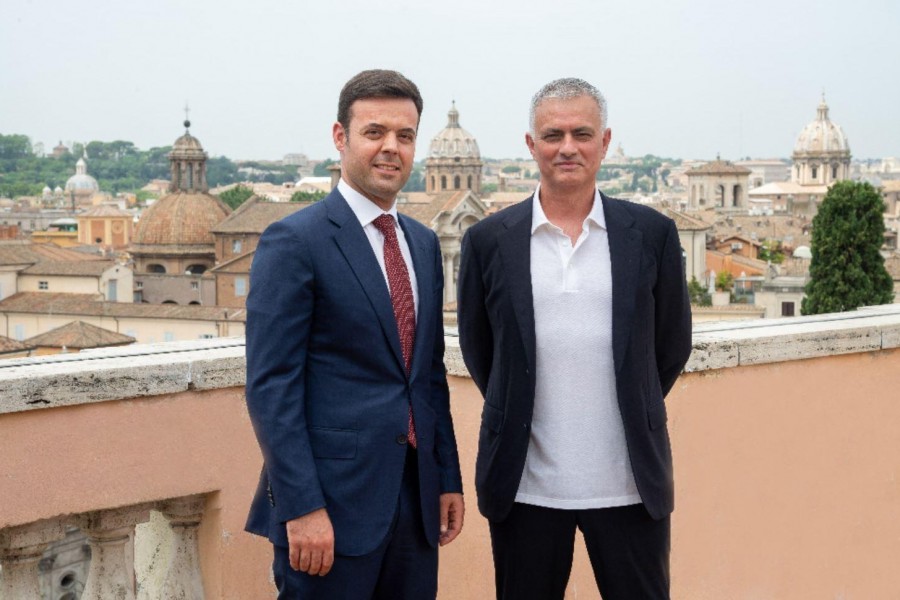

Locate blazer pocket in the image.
[309,427,358,459]
[481,403,504,434]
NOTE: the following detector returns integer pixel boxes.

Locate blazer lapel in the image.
[497,198,537,376]
[398,215,433,378]
[603,194,641,374]
[327,192,407,375]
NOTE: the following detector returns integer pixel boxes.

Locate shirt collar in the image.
[531,184,606,235]
[338,178,398,228]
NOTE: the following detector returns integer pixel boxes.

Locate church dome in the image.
[793,96,850,156]
[428,102,481,159]
[65,156,100,193]
[133,118,227,248]
[171,120,207,160]
[132,191,230,247]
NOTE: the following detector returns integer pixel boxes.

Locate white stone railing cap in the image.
[2,304,900,415]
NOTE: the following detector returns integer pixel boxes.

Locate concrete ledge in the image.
[2,305,900,415]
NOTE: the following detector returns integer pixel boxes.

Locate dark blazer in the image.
[457,193,692,523]
[244,189,463,556]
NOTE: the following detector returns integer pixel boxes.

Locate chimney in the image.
[328,163,342,190]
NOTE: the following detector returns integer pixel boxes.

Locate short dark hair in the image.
[337,69,423,130]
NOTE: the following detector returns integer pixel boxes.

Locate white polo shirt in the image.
[514,186,641,510]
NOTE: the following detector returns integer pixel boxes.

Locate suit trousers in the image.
[489,502,670,600]
[273,448,437,599]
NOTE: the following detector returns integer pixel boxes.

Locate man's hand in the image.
[286,508,335,576]
[439,493,465,546]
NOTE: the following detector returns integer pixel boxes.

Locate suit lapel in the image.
[603,194,641,374]
[497,198,537,375]
[326,192,407,375]
[398,214,433,378]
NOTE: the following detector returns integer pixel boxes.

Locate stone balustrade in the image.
[0,496,205,600]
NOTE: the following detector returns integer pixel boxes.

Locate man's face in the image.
[333,97,418,209]
[526,94,612,193]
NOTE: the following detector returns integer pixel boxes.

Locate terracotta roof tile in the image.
[22,260,116,276]
[211,198,310,234]
[0,292,245,322]
[24,321,135,349]
[0,336,31,354]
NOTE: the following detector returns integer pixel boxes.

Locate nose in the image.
[382,132,399,153]
[559,133,577,156]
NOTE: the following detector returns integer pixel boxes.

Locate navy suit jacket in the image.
[457,193,692,523]
[244,190,463,556]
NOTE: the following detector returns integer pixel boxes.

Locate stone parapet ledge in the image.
[687,303,900,371]
[0,337,246,416]
[2,305,900,415]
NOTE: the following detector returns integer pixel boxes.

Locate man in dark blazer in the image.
[245,69,464,599]
[458,78,692,600]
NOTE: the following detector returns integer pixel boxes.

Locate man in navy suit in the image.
[245,69,464,599]
[458,78,692,599]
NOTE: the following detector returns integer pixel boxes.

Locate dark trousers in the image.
[489,502,670,600]
[273,449,437,599]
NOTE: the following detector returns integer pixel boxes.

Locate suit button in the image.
[396,434,408,445]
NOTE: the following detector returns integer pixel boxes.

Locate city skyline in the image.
[2,0,898,162]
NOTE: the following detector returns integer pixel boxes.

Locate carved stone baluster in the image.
[77,505,151,600]
[158,496,205,600]
[0,519,66,600]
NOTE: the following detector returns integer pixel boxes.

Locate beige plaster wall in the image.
[18,274,101,295]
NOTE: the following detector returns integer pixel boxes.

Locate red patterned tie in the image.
[372,214,417,448]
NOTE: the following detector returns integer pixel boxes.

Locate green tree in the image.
[313,158,336,177]
[687,276,712,306]
[402,166,425,192]
[290,190,327,202]
[758,239,785,264]
[217,184,255,209]
[715,271,733,292]
[0,134,32,159]
[501,165,521,174]
[802,180,894,315]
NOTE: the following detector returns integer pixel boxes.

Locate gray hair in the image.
[529,78,608,133]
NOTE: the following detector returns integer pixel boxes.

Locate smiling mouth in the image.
[375,163,401,172]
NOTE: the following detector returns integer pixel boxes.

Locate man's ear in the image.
[525,132,536,158]
[333,122,346,153]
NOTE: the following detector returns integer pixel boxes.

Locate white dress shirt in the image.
[515,185,641,510]
[339,179,419,316]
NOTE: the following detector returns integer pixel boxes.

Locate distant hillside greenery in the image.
[0,133,298,199]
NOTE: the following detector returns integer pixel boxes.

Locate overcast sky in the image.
[2,0,897,163]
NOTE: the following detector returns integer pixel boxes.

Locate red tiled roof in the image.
[0,292,245,322]
[24,321,135,349]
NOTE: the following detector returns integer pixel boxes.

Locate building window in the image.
[199,334,215,339]
[148,264,166,274]
[781,302,795,317]
[136,281,143,289]
[164,332,175,342]
[832,165,838,179]
[232,239,242,254]
[14,324,24,340]
[811,166,818,179]
[38,281,48,290]
[191,281,199,290]
[454,175,461,190]
[468,175,473,189]
[441,175,447,190]
[235,276,248,297]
